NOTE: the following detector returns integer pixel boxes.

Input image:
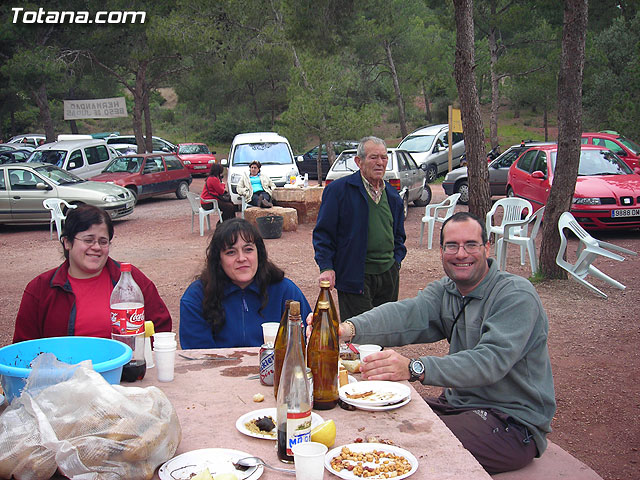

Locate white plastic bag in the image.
[0,354,181,480]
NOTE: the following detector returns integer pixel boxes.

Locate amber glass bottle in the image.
[273,300,291,398]
[307,300,339,410]
[314,280,339,330]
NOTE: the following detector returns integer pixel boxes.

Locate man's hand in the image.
[359,349,411,382]
[305,312,351,342]
[318,270,335,289]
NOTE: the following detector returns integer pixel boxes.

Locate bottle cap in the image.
[319,280,331,288]
[318,300,330,309]
[144,321,155,337]
[289,301,300,316]
[120,263,132,272]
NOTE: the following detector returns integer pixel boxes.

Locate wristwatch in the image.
[408,358,425,382]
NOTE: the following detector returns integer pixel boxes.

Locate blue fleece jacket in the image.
[313,172,406,294]
[179,278,311,349]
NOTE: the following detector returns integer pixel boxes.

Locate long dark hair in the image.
[199,218,284,335]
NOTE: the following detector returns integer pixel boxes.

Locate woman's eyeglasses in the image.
[442,242,483,254]
[75,236,110,248]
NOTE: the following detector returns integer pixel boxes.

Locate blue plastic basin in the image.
[0,336,132,402]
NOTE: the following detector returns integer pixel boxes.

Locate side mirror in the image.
[420,163,428,171]
[633,167,640,175]
[68,161,78,169]
[211,151,216,155]
[220,158,228,167]
[531,170,546,179]
[36,182,52,191]
[297,155,304,162]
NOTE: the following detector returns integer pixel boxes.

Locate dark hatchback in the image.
[295,141,358,180]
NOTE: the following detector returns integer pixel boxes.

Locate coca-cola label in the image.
[111,303,145,334]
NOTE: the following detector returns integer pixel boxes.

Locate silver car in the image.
[325,148,431,218]
[442,141,554,205]
[0,163,135,224]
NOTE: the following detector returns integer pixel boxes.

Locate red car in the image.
[176,143,216,175]
[581,132,640,171]
[90,153,192,204]
[507,144,640,230]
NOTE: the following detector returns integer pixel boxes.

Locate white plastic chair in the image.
[556,212,637,298]
[419,193,461,249]
[495,206,545,274]
[485,198,533,251]
[42,198,77,240]
[186,192,222,236]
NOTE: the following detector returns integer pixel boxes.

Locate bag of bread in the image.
[0,354,181,480]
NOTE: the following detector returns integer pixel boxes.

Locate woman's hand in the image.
[359,349,411,382]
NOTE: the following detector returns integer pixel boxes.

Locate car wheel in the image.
[456,180,469,205]
[176,181,189,199]
[127,186,138,205]
[426,164,438,183]
[403,194,409,220]
[507,186,515,198]
[413,184,432,207]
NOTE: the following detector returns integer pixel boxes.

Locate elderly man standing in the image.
[313,136,406,320]
[330,212,556,474]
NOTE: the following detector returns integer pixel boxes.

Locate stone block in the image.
[272,186,324,224]
[243,206,298,232]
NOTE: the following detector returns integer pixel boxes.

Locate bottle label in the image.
[286,410,311,455]
[111,302,145,334]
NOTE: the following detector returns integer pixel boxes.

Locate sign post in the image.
[448,106,463,172]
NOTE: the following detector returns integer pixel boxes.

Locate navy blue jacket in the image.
[313,172,406,294]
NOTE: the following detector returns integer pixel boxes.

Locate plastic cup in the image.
[154,346,176,382]
[153,332,176,346]
[358,344,382,362]
[261,322,279,346]
[292,441,327,480]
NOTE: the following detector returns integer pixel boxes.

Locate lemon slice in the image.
[191,468,213,480]
[310,419,336,448]
[144,321,155,338]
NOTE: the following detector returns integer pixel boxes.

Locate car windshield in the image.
[179,144,210,155]
[103,156,143,173]
[232,142,292,165]
[34,165,84,185]
[551,149,632,176]
[397,134,436,152]
[28,150,66,167]
[617,137,640,154]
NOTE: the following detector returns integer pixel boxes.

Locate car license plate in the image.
[126,201,133,208]
[612,208,640,218]
[194,165,206,169]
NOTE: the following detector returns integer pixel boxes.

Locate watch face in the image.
[411,359,424,376]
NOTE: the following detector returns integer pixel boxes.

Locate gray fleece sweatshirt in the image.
[349,259,556,455]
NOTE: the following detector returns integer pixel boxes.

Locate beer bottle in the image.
[314,280,339,330]
[307,300,339,410]
[276,301,312,462]
[273,300,291,398]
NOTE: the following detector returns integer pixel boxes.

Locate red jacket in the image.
[13,258,172,343]
[201,176,225,205]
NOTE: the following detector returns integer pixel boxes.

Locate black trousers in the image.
[337,262,400,321]
[202,199,236,221]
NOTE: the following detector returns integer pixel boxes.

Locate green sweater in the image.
[364,190,395,274]
[350,259,556,455]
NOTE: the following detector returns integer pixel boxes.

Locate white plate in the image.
[235,407,324,440]
[341,395,411,412]
[339,381,410,407]
[158,448,263,480]
[325,443,418,480]
[348,375,357,384]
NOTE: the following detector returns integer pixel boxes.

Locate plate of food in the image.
[339,381,411,407]
[342,395,411,412]
[325,443,418,480]
[158,448,263,480]
[235,408,324,440]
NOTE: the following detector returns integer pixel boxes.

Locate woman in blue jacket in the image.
[180,218,310,349]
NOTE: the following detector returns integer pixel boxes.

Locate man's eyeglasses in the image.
[75,236,110,248]
[442,242,484,254]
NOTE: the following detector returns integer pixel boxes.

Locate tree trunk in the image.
[32,84,55,143]
[384,41,407,139]
[133,68,146,153]
[452,0,491,220]
[316,140,324,185]
[422,81,432,123]
[543,101,548,141]
[488,24,500,149]
[143,90,153,153]
[539,0,588,278]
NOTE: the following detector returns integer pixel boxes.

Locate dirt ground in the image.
[1,179,638,480]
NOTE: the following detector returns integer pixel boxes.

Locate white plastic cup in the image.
[153,332,176,347]
[154,346,176,382]
[292,441,327,480]
[358,344,382,362]
[261,322,279,346]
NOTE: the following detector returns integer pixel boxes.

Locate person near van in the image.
[313,136,406,321]
[309,212,555,474]
[237,160,276,208]
[201,163,236,221]
[179,218,310,348]
[13,205,172,342]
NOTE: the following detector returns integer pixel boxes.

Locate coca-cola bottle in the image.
[276,301,311,463]
[110,263,146,382]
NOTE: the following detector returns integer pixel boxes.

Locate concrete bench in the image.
[242,205,298,232]
[492,441,603,480]
[272,186,324,224]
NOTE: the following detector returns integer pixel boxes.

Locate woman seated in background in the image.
[13,205,172,343]
[237,160,276,208]
[180,218,310,349]
[201,163,236,221]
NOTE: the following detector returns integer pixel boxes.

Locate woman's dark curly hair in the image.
[199,218,284,335]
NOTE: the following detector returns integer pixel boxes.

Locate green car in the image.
[0,163,135,224]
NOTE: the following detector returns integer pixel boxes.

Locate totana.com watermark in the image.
[11,8,146,24]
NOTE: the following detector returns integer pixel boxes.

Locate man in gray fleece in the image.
[338,211,556,474]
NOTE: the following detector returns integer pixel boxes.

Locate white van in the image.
[221,132,299,205]
[28,139,115,179]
